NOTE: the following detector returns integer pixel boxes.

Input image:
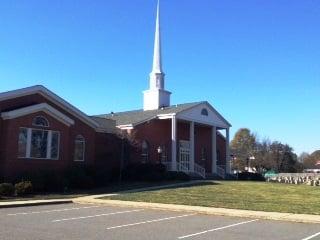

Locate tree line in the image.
[230,128,319,173]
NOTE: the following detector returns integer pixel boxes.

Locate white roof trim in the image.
[177,101,231,128]
[117,124,134,130]
[0,85,99,128]
[1,103,75,127]
[157,113,175,119]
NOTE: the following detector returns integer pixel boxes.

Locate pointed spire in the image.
[143,0,171,110]
[152,0,162,73]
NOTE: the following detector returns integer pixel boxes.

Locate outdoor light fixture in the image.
[157,146,163,154]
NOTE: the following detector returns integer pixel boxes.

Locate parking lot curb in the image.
[73,198,320,224]
[0,199,73,208]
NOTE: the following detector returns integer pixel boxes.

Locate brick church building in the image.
[0,1,231,181]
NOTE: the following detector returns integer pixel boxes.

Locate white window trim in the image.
[18,127,60,160]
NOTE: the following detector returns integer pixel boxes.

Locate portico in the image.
[164,103,231,178]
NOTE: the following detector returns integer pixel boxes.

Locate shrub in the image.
[122,163,167,182]
[237,172,265,181]
[164,171,191,181]
[0,183,15,197]
[17,171,66,192]
[15,181,33,196]
[64,165,94,189]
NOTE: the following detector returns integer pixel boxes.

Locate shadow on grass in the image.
[117,181,220,194]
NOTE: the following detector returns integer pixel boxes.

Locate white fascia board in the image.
[1,103,75,127]
[0,85,100,129]
[117,124,134,130]
[157,113,176,119]
[96,128,117,134]
[176,114,228,129]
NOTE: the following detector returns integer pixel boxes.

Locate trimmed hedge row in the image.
[0,181,33,197]
[1,163,190,195]
[237,172,265,181]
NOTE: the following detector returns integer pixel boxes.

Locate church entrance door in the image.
[179,140,190,172]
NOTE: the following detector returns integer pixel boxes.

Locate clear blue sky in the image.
[0,0,319,155]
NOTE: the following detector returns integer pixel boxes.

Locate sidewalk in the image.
[0,199,73,208]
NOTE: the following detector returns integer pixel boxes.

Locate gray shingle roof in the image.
[94,102,204,126]
[89,116,117,133]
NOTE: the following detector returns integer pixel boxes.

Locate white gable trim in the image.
[177,102,231,128]
[117,124,134,130]
[157,113,175,119]
[1,103,75,127]
[0,85,99,129]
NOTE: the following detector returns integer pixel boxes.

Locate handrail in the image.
[217,165,226,179]
[194,163,206,179]
[177,162,189,173]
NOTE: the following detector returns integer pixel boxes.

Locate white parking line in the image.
[7,206,102,216]
[178,219,259,239]
[52,209,143,222]
[107,213,196,230]
[301,232,320,240]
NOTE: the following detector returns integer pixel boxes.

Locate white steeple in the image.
[143,0,171,110]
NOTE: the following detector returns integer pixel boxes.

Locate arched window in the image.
[217,150,221,165]
[141,140,149,163]
[74,135,85,161]
[161,145,167,162]
[201,108,208,116]
[201,147,207,161]
[32,116,49,127]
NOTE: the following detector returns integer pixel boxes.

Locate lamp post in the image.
[157,146,163,164]
[247,156,255,172]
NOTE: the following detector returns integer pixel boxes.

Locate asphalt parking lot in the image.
[0,203,319,240]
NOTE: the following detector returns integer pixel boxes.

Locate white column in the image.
[211,126,217,174]
[171,116,177,171]
[46,131,52,159]
[26,128,32,158]
[189,121,194,172]
[226,128,231,174]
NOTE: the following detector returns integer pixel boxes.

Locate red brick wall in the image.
[130,119,172,164]
[125,119,226,174]
[195,125,212,172]
[0,94,98,180]
[95,132,121,171]
[217,134,227,166]
[0,118,4,179]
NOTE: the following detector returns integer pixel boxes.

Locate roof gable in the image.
[97,102,201,127]
[0,85,100,129]
[177,102,231,128]
[1,103,75,126]
[97,101,231,129]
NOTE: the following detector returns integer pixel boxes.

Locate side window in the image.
[18,128,60,160]
[201,147,207,161]
[161,145,167,162]
[18,128,28,158]
[74,135,85,161]
[141,140,149,163]
[217,150,221,165]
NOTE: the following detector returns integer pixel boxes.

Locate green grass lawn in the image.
[105,181,320,215]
